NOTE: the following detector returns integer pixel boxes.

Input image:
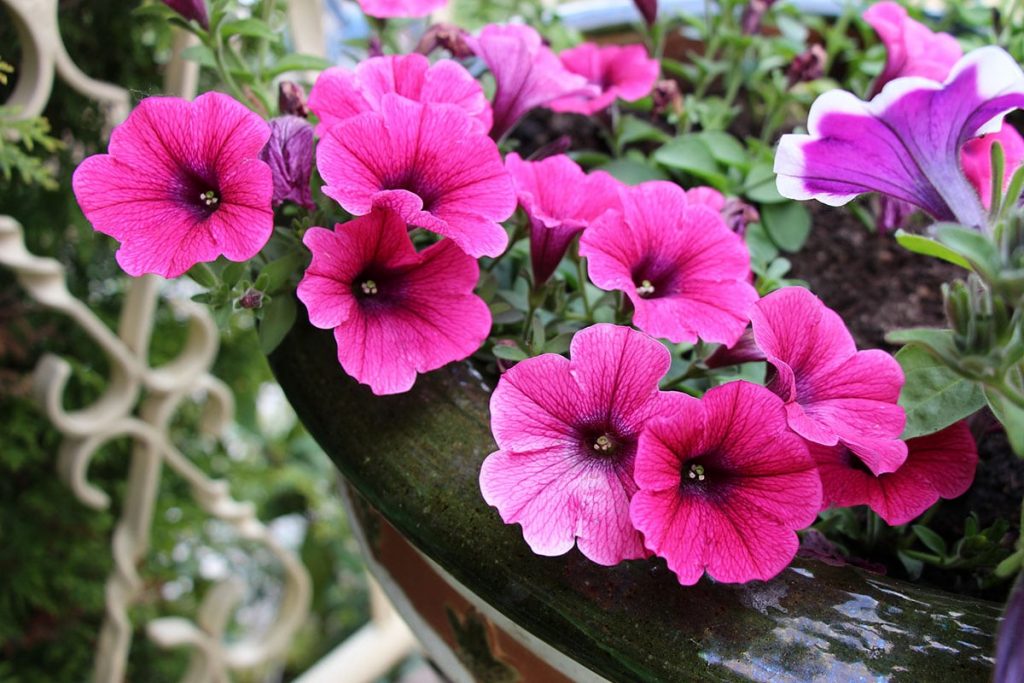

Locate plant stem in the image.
[255,0,275,86]
[576,253,593,319]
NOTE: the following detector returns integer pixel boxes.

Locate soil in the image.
[788,204,962,351]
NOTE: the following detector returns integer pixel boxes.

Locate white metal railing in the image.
[0,0,421,680]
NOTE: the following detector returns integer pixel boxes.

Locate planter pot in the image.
[270,314,1002,682]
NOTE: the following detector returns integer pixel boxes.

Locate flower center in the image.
[592,434,615,453]
[636,279,656,297]
[360,279,378,296]
[199,189,219,207]
[686,463,706,482]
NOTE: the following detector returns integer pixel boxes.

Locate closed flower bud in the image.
[415,23,474,59]
[259,116,316,211]
[238,288,264,310]
[633,0,658,26]
[162,0,209,29]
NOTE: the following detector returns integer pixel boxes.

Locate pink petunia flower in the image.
[356,0,446,19]
[260,116,315,211]
[630,381,821,585]
[750,287,907,476]
[297,207,490,395]
[548,43,660,116]
[72,92,273,278]
[466,24,598,140]
[811,421,977,525]
[307,54,491,137]
[685,185,726,210]
[962,122,1024,210]
[505,152,622,285]
[862,1,962,93]
[479,324,671,566]
[316,94,516,259]
[580,181,758,346]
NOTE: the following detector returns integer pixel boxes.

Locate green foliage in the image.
[895,345,987,439]
[0,100,63,191]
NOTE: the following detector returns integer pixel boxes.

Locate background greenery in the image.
[0,3,372,681]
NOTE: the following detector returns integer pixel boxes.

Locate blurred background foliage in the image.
[0,2,371,681]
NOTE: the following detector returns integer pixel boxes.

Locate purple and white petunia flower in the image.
[775,46,1024,230]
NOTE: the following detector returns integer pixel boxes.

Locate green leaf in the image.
[934,224,1000,280]
[886,327,960,366]
[984,384,1024,457]
[221,18,279,41]
[743,163,787,204]
[180,44,217,69]
[895,345,986,439]
[221,261,247,288]
[492,344,528,361]
[186,262,218,288]
[652,136,727,189]
[897,550,924,581]
[994,549,1024,578]
[699,131,748,168]
[912,525,948,557]
[894,231,971,269]
[260,251,305,294]
[259,296,297,355]
[760,201,812,252]
[266,53,334,78]
[597,158,668,185]
[745,222,779,267]
[617,117,670,147]
[530,314,546,355]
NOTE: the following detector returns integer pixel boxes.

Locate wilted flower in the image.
[308,54,492,137]
[775,47,1024,230]
[651,79,683,118]
[505,152,621,285]
[786,44,827,89]
[581,181,758,346]
[480,324,671,565]
[415,22,473,58]
[162,0,208,29]
[356,0,447,19]
[812,421,977,525]
[297,208,490,395]
[317,94,516,258]
[278,81,309,117]
[260,116,315,211]
[72,92,273,278]
[750,287,907,475]
[721,197,760,236]
[548,43,660,116]
[630,381,821,584]
[466,23,598,140]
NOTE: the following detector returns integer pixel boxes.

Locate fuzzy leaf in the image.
[895,345,986,439]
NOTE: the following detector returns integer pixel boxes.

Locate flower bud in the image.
[238,288,264,310]
[162,0,209,29]
[651,79,683,119]
[633,0,658,26]
[740,0,776,35]
[259,116,316,211]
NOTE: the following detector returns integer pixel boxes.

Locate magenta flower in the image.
[633,0,657,25]
[862,1,961,93]
[260,116,315,211]
[750,287,907,475]
[308,54,491,137]
[316,94,516,259]
[685,186,725,210]
[356,0,446,18]
[580,181,758,346]
[962,122,1024,209]
[479,324,671,566]
[548,43,659,116]
[505,152,622,285]
[162,0,208,29]
[466,24,598,140]
[630,382,821,585]
[72,92,273,278]
[811,421,977,525]
[775,47,1024,230]
[297,208,490,395]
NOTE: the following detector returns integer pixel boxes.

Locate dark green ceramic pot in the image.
[270,316,1001,682]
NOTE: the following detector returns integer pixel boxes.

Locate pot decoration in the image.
[270,316,1001,682]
